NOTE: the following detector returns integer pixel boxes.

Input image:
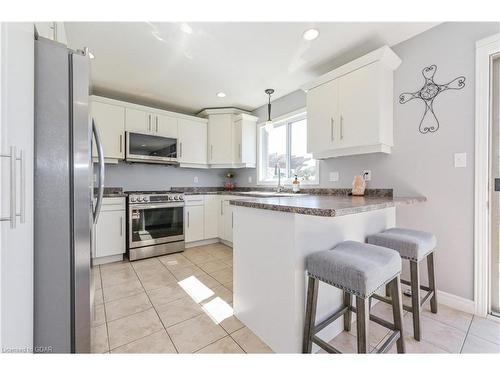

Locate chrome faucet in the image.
[274,163,284,192]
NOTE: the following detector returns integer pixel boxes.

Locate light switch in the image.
[329,172,339,182]
[194,176,199,183]
[454,153,467,168]
[362,170,372,181]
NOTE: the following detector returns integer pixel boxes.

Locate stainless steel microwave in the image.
[125,131,178,164]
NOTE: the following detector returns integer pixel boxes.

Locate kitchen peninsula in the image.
[230,192,426,353]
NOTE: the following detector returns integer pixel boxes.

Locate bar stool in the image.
[303,241,405,354]
[366,228,437,341]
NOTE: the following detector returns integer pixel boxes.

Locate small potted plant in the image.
[225,172,235,191]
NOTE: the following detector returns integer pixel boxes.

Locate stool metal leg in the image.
[343,292,352,332]
[410,260,421,341]
[356,297,370,353]
[389,276,406,353]
[427,252,438,314]
[303,276,319,353]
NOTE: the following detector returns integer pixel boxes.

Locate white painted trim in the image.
[301,45,401,91]
[474,33,500,317]
[437,290,475,315]
[185,238,220,248]
[92,254,123,265]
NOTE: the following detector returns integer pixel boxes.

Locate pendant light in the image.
[264,89,275,133]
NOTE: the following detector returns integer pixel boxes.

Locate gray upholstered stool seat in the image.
[365,227,438,342]
[306,241,402,298]
[303,241,405,354]
[366,228,436,261]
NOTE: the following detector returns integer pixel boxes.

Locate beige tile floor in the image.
[91,243,272,354]
[92,243,500,354]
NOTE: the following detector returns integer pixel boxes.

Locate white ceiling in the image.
[65,22,438,115]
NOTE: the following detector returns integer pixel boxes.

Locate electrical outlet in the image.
[248,176,252,183]
[454,153,467,168]
[194,176,199,183]
[362,170,372,181]
[329,172,339,182]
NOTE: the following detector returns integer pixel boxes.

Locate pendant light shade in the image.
[264,89,275,133]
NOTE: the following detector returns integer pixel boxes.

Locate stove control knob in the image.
[130,197,136,202]
[178,195,183,201]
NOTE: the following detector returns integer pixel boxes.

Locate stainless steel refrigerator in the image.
[33,36,105,353]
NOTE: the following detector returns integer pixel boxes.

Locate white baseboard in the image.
[437,290,475,314]
[93,254,123,265]
[185,238,220,248]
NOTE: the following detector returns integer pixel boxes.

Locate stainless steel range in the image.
[126,191,185,261]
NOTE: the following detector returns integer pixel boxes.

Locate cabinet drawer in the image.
[184,195,205,206]
[101,197,125,211]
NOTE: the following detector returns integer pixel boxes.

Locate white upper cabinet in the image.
[200,108,258,168]
[303,46,401,159]
[178,118,208,166]
[155,114,178,138]
[35,22,67,45]
[90,98,125,162]
[125,107,154,134]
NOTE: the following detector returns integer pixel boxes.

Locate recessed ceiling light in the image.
[216,92,226,98]
[89,51,95,59]
[303,28,320,41]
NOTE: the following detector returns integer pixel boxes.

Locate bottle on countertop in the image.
[292,175,301,193]
[351,175,366,196]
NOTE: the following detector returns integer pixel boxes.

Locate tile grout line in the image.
[129,259,181,354]
[459,315,474,353]
[98,265,111,354]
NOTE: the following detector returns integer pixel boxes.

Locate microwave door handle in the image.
[92,118,105,224]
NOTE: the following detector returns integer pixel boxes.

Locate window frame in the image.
[257,108,319,186]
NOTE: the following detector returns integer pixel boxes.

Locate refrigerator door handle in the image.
[92,118,105,224]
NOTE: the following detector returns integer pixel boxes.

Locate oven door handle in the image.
[130,202,185,209]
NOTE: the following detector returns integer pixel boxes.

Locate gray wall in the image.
[235,22,500,300]
[101,162,226,191]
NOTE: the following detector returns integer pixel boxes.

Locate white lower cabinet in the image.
[204,195,220,239]
[185,205,205,243]
[94,198,126,261]
[222,200,234,243]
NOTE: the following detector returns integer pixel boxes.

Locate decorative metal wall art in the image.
[399,65,465,134]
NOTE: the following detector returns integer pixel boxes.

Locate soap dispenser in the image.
[292,175,301,193]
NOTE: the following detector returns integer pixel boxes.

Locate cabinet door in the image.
[204,195,220,239]
[91,101,125,160]
[155,114,178,138]
[125,107,153,133]
[185,205,204,243]
[232,119,242,164]
[306,79,339,153]
[338,62,380,148]
[223,200,233,243]
[95,210,125,258]
[178,119,207,164]
[208,114,233,164]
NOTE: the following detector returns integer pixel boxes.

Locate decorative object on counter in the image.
[264,88,275,133]
[351,175,366,196]
[399,65,465,134]
[292,175,301,193]
[225,172,235,191]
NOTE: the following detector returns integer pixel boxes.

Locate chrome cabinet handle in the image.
[330,117,335,142]
[155,116,158,132]
[238,143,241,159]
[119,134,123,154]
[179,142,183,158]
[0,146,24,228]
[220,200,223,215]
[148,115,151,131]
[19,149,25,224]
[231,212,234,228]
[340,115,344,140]
[120,216,123,237]
[211,145,214,160]
[187,211,190,227]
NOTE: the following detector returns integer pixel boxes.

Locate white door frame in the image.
[474,33,500,317]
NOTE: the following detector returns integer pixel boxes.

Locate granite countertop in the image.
[228,195,426,217]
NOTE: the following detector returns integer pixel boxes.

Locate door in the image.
[125,107,153,133]
[208,114,233,164]
[129,203,184,248]
[491,56,500,316]
[91,101,125,160]
[204,195,219,239]
[306,79,338,154]
[155,114,177,138]
[185,205,204,243]
[95,210,125,258]
[0,22,34,353]
[178,118,207,164]
[337,62,380,148]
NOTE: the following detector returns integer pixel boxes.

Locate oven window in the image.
[128,132,177,158]
[131,206,183,243]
